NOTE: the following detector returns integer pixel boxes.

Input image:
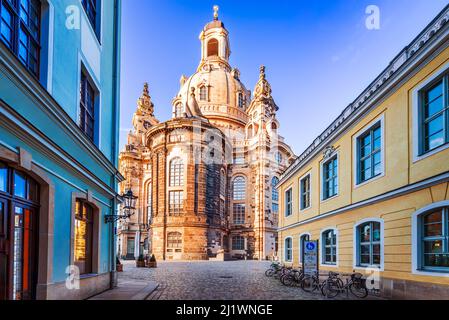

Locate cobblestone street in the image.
[119,261,361,300]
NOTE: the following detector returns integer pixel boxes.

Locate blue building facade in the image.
[0,0,122,300]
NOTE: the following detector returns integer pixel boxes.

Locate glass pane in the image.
[360,135,371,157]
[424,254,449,268]
[14,172,27,199]
[372,254,381,265]
[0,163,7,192]
[360,254,370,265]
[424,240,443,254]
[360,244,370,255]
[372,222,381,241]
[425,96,444,119]
[424,211,443,237]
[360,224,371,242]
[425,117,445,151]
[1,4,13,46]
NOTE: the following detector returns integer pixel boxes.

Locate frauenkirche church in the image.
[118,7,295,261]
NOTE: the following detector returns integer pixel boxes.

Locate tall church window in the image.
[169,191,183,216]
[169,158,184,187]
[199,86,207,101]
[232,176,246,201]
[174,103,183,118]
[233,203,245,225]
[220,169,226,197]
[238,92,244,108]
[207,38,219,57]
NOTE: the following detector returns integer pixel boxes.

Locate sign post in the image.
[303,240,319,276]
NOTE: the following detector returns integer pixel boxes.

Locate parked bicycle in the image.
[280,268,305,287]
[264,262,282,277]
[324,272,368,299]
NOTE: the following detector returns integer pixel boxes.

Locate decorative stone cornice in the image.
[279,4,449,185]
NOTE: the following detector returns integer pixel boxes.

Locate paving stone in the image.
[119,261,374,300]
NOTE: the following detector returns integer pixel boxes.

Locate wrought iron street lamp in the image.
[105,189,138,223]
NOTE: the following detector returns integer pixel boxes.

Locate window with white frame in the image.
[285,188,292,217]
[322,229,337,265]
[418,75,449,155]
[356,221,382,268]
[233,203,245,225]
[169,158,184,187]
[168,191,183,216]
[232,176,246,201]
[284,237,292,262]
[232,236,245,250]
[357,122,382,184]
[300,174,311,210]
[272,177,279,213]
[322,156,338,200]
[418,207,449,271]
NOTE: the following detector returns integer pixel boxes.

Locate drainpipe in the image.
[110,0,121,289]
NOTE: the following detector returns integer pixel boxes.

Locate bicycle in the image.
[326,272,369,299]
[300,272,341,298]
[280,269,304,287]
[264,262,282,277]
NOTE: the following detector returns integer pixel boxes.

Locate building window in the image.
[79,71,97,142]
[284,237,292,262]
[272,177,279,213]
[174,103,183,118]
[357,123,382,184]
[146,182,152,224]
[275,152,283,165]
[356,221,382,268]
[323,156,338,200]
[220,170,226,197]
[300,174,311,210]
[1,0,41,77]
[233,203,245,225]
[419,77,449,154]
[232,236,245,250]
[169,191,183,216]
[232,176,246,201]
[322,229,337,265]
[199,86,207,101]
[207,38,218,57]
[238,92,244,108]
[419,207,449,271]
[167,232,182,252]
[285,188,292,217]
[74,200,94,275]
[81,0,100,39]
[233,153,245,165]
[169,158,184,187]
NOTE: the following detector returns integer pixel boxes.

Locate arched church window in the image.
[207,38,219,57]
[275,152,283,165]
[169,158,184,187]
[199,86,207,101]
[233,176,246,201]
[174,103,183,118]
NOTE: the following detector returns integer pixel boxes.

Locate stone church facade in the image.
[118,9,295,261]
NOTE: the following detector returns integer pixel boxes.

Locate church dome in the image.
[172,6,251,129]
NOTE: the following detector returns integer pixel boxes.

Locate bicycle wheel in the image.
[321,278,342,298]
[281,274,294,287]
[349,282,368,298]
[301,275,318,293]
[265,269,275,277]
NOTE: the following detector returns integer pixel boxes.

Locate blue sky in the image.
[120,0,448,155]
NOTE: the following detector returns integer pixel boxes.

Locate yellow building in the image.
[278,6,449,299]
